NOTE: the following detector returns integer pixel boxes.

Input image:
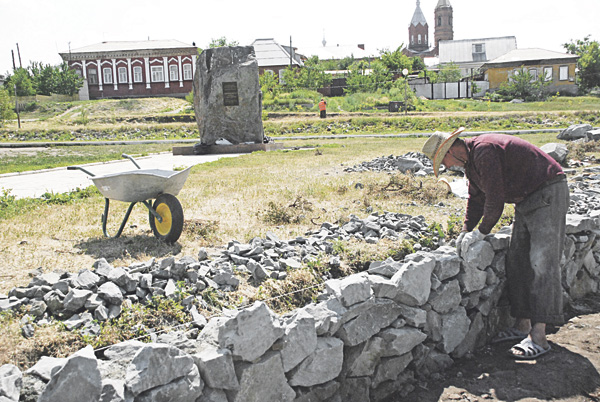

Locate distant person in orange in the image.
[318,98,327,118]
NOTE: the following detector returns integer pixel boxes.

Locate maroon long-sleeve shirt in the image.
[462,134,564,234]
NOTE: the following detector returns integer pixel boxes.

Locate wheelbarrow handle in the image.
[121,154,141,170]
[68,166,96,177]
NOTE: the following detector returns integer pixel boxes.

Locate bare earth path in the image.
[400,293,600,401]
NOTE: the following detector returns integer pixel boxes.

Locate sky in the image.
[1,0,599,76]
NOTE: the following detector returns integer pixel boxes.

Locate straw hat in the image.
[421,127,465,176]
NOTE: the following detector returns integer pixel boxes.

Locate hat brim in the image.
[432,127,465,177]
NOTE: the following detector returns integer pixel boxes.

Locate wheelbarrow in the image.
[68,154,191,243]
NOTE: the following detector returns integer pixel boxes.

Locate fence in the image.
[410,80,489,100]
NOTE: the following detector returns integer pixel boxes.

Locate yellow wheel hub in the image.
[154,203,173,236]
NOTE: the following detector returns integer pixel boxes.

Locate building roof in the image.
[251,38,303,68]
[485,48,578,65]
[297,44,378,61]
[439,36,517,64]
[410,0,428,26]
[64,40,196,54]
[436,0,452,8]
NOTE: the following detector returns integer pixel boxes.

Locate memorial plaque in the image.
[222,82,239,106]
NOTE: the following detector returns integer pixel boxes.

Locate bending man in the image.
[422,127,569,359]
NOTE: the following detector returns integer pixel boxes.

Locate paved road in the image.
[0,153,240,199]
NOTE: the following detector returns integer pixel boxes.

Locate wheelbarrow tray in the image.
[90,167,192,203]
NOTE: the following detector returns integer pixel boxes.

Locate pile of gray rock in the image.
[3,211,599,402]
[568,166,600,216]
[343,152,433,175]
[0,212,441,339]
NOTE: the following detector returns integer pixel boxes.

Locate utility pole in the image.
[16,43,22,68]
[289,36,293,69]
[11,50,16,70]
[13,84,21,129]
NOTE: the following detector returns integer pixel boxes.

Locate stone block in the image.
[193,46,264,146]
[228,351,295,402]
[288,337,344,387]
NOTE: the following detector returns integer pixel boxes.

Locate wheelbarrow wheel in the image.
[149,194,184,243]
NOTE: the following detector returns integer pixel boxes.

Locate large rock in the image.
[324,273,372,307]
[391,254,435,306]
[199,302,283,362]
[228,352,295,402]
[541,143,568,164]
[193,46,264,146]
[336,298,402,346]
[557,124,592,141]
[429,279,461,314]
[193,346,239,390]
[439,307,471,353]
[377,327,427,357]
[38,346,102,402]
[279,310,318,372]
[287,337,344,387]
[0,364,22,402]
[300,298,347,336]
[125,343,202,399]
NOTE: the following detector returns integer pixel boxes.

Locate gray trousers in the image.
[506,177,569,325]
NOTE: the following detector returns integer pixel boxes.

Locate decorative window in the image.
[88,68,98,84]
[118,67,127,83]
[544,66,553,81]
[151,66,164,82]
[559,65,568,81]
[103,68,113,84]
[411,35,415,45]
[529,68,538,82]
[183,64,193,80]
[418,34,422,44]
[437,16,442,26]
[169,65,178,81]
[133,66,143,83]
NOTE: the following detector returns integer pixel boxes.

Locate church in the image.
[403,0,454,58]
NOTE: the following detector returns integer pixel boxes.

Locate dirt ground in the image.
[400,293,600,402]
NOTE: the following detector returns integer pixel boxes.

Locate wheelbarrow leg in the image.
[101,198,138,238]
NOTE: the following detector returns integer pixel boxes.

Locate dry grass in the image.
[0,136,466,293]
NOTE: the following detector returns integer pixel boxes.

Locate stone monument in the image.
[192,46,264,148]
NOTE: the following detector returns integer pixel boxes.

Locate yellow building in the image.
[482,48,579,95]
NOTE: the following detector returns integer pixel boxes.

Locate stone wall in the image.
[2,212,599,401]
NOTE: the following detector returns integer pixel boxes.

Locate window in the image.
[118,67,127,83]
[437,16,441,26]
[151,66,164,82]
[183,64,192,80]
[559,65,568,81]
[133,66,143,82]
[418,34,422,44]
[544,66,553,81]
[169,65,179,81]
[529,68,538,82]
[472,43,486,62]
[88,68,98,84]
[103,68,113,84]
[411,35,415,45]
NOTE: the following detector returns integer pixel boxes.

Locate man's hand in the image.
[456,229,485,257]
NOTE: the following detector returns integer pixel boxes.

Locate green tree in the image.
[280,56,331,90]
[437,62,462,82]
[0,88,16,127]
[4,68,35,96]
[379,46,413,75]
[496,67,550,101]
[563,35,600,92]
[345,60,373,93]
[54,62,84,95]
[259,70,280,96]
